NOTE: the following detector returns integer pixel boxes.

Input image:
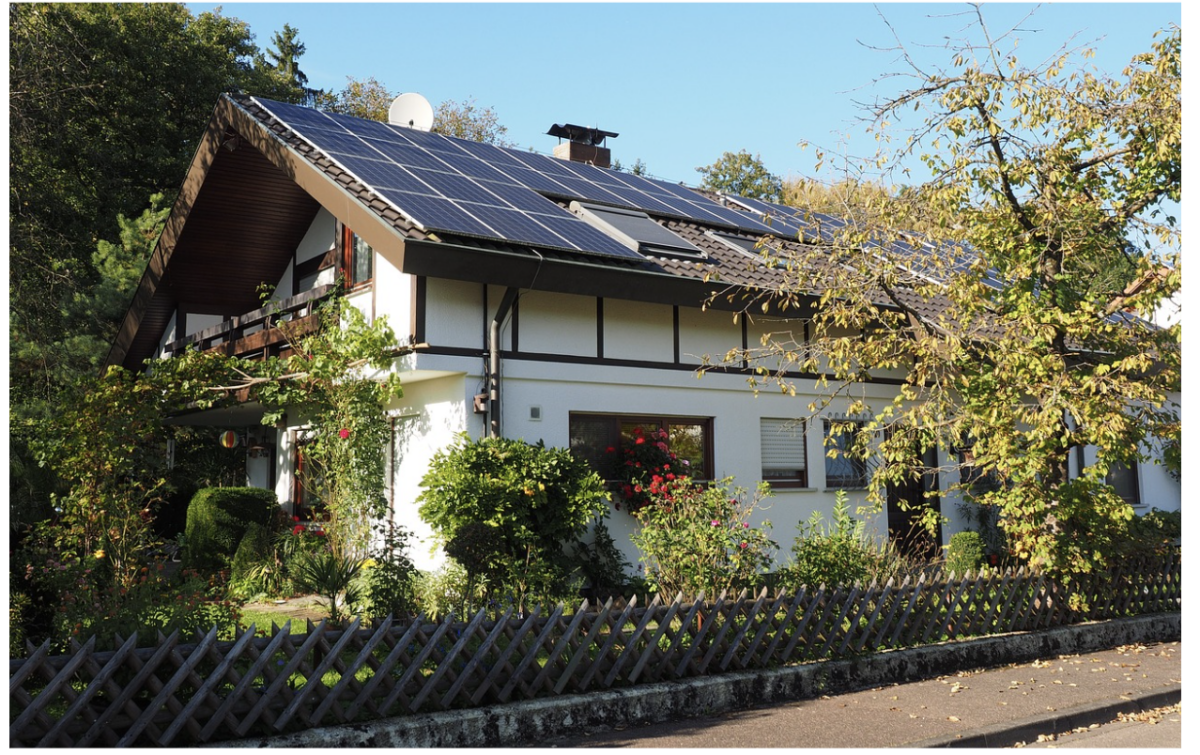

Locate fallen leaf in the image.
[948,716,960,722]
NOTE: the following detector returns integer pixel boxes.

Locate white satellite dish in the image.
[388,92,434,131]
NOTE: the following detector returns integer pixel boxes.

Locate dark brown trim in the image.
[293,247,336,288]
[414,276,427,344]
[596,298,605,359]
[741,316,749,369]
[482,284,490,350]
[417,345,910,386]
[511,298,520,353]
[673,306,681,364]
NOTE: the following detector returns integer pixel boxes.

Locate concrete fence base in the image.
[219,613,1180,748]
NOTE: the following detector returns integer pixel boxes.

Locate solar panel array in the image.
[249,97,776,261]
[724,194,1008,289]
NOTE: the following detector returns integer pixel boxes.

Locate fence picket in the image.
[628,593,685,685]
[441,607,513,708]
[604,594,663,688]
[197,621,294,742]
[759,587,808,664]
[504,604,569,702]
[580,595,639,691]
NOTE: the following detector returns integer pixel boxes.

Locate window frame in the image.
[1106,460,1141,506]
[341,226,374,290]
[569,413,714,482]
[760,417,809,488]
[823,419,870,489]
[292,434,329,522]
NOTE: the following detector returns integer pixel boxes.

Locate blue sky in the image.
[187,2,1181,187]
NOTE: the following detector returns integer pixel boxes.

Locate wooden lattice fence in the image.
[10,556,1180,747]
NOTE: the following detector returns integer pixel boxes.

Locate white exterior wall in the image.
[387,374,476,571]
[389,284,939,575]
[296,210,336,265]
[185,313,225,337]
[374,251,412,338]
[154,312,179,360]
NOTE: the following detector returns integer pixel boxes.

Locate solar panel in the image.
[249,96,771,256]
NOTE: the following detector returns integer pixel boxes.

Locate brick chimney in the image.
[547,123,618,169]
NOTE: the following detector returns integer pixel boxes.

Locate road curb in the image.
[909,684,1182,748]
[218,613,1180,748]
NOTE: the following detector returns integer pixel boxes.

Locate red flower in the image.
[606,446,616,453]
[338,428,351,439]
[292,524,306,535]
[635,437,645,445]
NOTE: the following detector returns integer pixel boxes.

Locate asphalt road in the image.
[538,642,1181,748]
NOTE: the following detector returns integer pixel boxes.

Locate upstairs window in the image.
[342,226,373,288]
[761,418,808,487]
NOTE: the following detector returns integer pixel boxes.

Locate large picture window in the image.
[761,418,807,487]
[823,419,869,489]
[569,413,712,481]
[342,226,373,288]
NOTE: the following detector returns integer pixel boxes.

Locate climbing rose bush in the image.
[607,426,690,512]
[632,476,776,599]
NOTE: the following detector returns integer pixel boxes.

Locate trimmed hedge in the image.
[947,530,986,576]
[184,487,279,571]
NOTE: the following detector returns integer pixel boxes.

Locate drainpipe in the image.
[489,287,520,439]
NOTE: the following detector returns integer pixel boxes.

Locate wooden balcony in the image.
[162,285,335,361]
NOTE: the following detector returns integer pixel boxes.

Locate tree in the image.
[612,158,650,176]
[696,150,783,200]
[265,23,308,89]
[10,3,308,522]
[314,76,396,121]
[433,97,515,147]
[721,17,1180,577]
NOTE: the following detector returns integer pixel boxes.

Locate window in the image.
[293,437,328,521]
[823,420,868,488]
[707,230,786,268]
[1106,461,1141,506]
[342,226,373,288]
[761,418,807,487]
[570,201,706,260]
[569,413,712,480]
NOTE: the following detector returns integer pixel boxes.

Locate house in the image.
[107,94,1181,570]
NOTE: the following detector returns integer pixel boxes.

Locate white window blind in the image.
[761,418,806,482]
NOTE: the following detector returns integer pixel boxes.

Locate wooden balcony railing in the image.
[162,285,335,360]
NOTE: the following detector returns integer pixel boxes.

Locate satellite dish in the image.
[388,92,434,131]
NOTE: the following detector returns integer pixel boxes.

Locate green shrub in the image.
[414,562,479,621]
[294,550,365,624]
[183,487,279,571]
[569,517,633,599]
[418,435,607,614]
[781,491,901,590]
[632,477,776,600]
[362,522,419,620]
[947,530,986,576]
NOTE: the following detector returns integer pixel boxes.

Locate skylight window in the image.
[569,201,706,261]
[707,230,786,268]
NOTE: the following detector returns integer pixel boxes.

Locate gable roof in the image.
[106,94,934,370]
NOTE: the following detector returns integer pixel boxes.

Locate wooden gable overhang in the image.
[106,96,413,371]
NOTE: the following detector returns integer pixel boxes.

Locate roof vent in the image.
[547,123,618,169]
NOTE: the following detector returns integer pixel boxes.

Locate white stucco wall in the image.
[386,374,474,571]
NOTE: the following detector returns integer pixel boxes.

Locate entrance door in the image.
[886,436,942,561]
